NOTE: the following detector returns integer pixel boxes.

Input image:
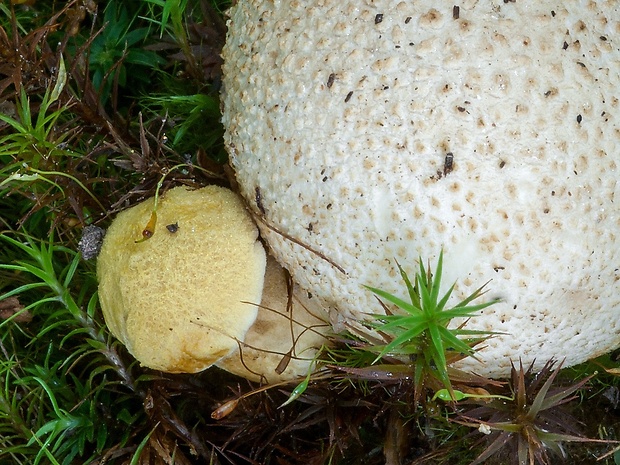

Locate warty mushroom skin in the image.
[221,1,620,377]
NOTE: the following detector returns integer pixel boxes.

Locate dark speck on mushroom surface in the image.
[255,186,265,214]
[453,5,460,19]
[444,153,454,176]
[577,114,583,123]
[327,73,336,88]
[166,222,179,233]
[375,13,383,24]
[345,91,353,102]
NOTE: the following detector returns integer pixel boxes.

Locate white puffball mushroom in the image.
[97,186,266,373]
[221,1,620,377]
[216,255,330,383]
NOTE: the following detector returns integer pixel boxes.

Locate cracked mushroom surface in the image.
[221,0,620,377]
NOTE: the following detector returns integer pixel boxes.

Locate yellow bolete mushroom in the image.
[97,185,266,373]
[97,185,330,381]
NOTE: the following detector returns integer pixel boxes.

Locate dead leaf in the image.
[0,296,32,323]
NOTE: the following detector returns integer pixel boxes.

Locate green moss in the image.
[0,1,617,464]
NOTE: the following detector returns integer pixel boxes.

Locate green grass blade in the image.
[437,326,476,356]
[427,324,447,373]
[435,282,455,313]
[416,269,434,316]
[395,261,418,305]
[374,323,427,361]
[61,253,80,290]
[129,424,159,465]
[364,285,419,313]
[49,55,67,105]
[440,299,500,319]
[455,281,493,308]
[429,250,444,306]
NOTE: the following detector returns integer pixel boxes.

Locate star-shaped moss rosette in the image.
[457,360,614,465]
[364,250,500,399]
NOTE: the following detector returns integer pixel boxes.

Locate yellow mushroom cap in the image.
[97,186,266,373]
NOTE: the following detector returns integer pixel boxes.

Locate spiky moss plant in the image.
[364,250,500,402]
[454,359,615,465]
[0,57,107,229]
[0,2,231,463]
[277,251,500,408]
[0,233,144,464]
